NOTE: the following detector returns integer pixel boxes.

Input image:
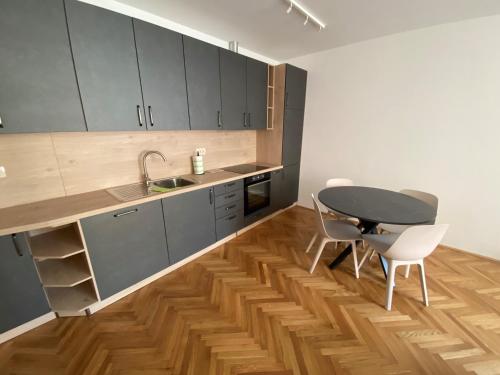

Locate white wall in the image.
[79,0,279,65]
[289,15,500,259]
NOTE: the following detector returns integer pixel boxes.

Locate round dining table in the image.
[317,186,436,276]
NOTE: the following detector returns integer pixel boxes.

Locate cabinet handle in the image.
[247,112,251,128]
[137,105,143,127]
[0,112,3,128]
[209,189,213,205]
[226,215,236,221]
[148,106,154,127]
[226,193,236,199]
[243,112,247,127]
[217,111,223,128]
[225,204,236,211]
[11,234,23,257]
[113,208,138,218]
[227,182,235,187]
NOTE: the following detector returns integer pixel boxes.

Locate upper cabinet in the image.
[183,36,222,130]
[246,58,268,129]
[133,20,190,131]
[0,0,86,133]
[285,65,307,111]
[65,0,145,131]
[219,50,247,130]
[220,51,268,130]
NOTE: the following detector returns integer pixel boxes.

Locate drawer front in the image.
[214,180,244,196]
[215,199,243,219]
[216,211,244,240]
[215,189,243,208]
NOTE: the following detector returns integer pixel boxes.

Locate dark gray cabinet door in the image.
[133,19,189,131]
[81,201,170,299]
[0,0,86,133]
[270,169,284,212]
[183,36,222,130]
[65,0,145,131]
[246,58,268,130]
[0,234,50,333]
[285,65,307,110]
[219,49,246,130]
[162,187,216,264]
[282,164,301,208]
[282,109,305,166]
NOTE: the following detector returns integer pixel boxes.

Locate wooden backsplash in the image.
[0,131,256,209]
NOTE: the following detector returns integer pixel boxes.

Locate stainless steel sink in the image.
[151,177,195,189]
[107,177,196,202]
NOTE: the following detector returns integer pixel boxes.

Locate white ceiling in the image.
[114,0,500,60]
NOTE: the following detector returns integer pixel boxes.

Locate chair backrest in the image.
[326,178,354,188]
[383,224,449,261]
[311,194,329,238]
[400,189,438,210]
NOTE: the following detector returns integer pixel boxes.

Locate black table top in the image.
[318,186,436,225]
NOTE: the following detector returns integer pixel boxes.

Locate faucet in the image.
[142,150,167,186]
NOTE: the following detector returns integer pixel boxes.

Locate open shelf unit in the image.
[267,65,275,130]
[29,222,100,316]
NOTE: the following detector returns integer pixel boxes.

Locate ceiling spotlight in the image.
[303,16,308,25]
[283,0,326,30]
[286,2,293,14]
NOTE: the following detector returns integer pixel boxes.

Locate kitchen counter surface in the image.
[0,164,282,236]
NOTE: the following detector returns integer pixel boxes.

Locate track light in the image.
[283,0,326,30]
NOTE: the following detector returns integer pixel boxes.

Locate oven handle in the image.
[246,180,270,188]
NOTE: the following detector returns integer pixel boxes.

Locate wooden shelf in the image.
[46,281,98,313]
[37,254,92,287]
[30,225,85,260]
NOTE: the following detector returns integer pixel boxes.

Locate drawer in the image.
[215,189,243,208]
[216,211,244,240]
[215,199,243,219]
[214,180,244,196]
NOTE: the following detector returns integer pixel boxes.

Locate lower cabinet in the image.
[0,234,50,333]
[162,187,217,264]
[81,201,170,300]
[270,165,300,211]
[214,182,244,240]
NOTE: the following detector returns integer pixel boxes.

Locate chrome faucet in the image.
[142,150,167,186]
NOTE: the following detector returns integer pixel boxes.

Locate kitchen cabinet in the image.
[65,0,145,131]
[220,50,247,130]
[183,36,222,130]
[80,201,170,299]
[0,0,86,133]
[214,182,244,240]
[282,164,301,208]
[162,187,217,263]
[282,109,305,166]
[133,19,190,131]
[270,169,284,212]
[285,64,307,111]
[246,57,268,129]
[0,234,51,333]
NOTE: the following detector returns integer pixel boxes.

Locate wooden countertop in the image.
[0,165,282,236]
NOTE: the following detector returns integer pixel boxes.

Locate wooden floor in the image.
[1,206,500,374]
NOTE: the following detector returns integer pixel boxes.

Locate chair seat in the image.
[378,223,409,234]
[324,220,362,241]
[362,233,400,253]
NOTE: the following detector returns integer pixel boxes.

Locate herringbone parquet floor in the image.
[1,206,500,374]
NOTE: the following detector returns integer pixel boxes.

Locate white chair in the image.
[325,178,356,221]
[378,189,439,278]
[307,194,363,276]
[362,224,449,311]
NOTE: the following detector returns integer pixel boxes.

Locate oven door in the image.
[245,180,271,216]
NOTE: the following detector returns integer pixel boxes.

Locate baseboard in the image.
[0,312,56,345]
[440,244,500,263]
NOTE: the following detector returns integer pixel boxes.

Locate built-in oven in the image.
[244,172,271,217]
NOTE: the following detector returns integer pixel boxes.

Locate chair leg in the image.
[385,260,397,311]
[309,238,328,274]
[417,260,429,307]
[352,241,360,279]
[305,233,318,253]
[358,249,375,270]
[404,265,411,278]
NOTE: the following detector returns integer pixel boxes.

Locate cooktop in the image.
[222,164,269,174]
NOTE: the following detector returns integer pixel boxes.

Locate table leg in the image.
[328,221,377,269]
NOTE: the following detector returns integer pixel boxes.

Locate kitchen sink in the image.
[152,177,195,189]
[107,177,197,202]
